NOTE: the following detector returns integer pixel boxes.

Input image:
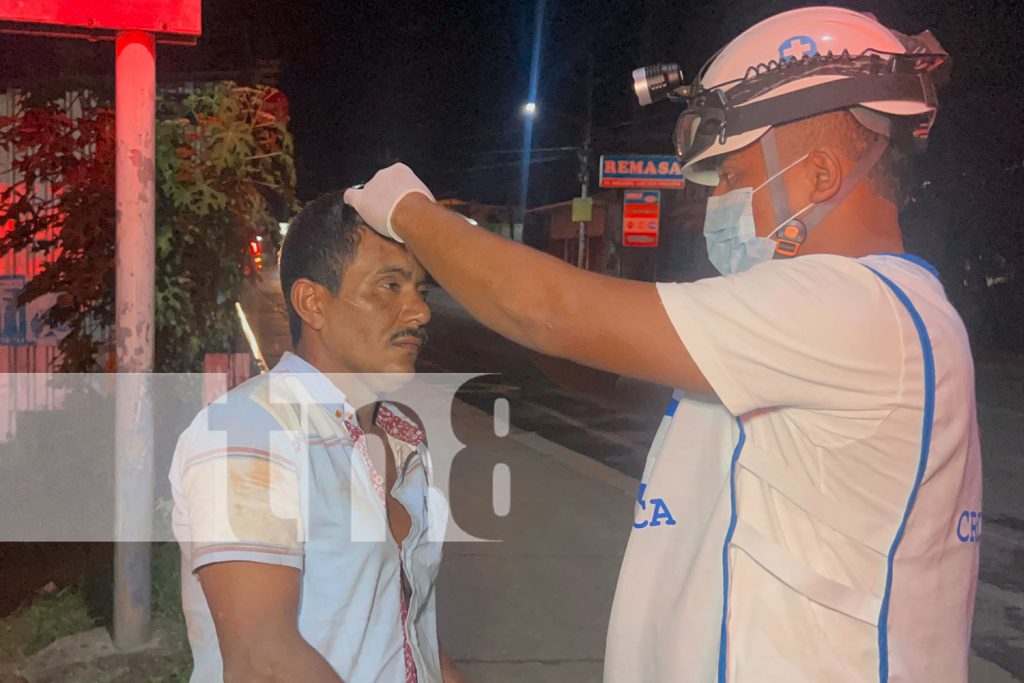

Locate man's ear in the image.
[807,148,844,204]
[290,279,326,335]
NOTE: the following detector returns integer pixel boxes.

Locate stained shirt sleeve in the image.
[173,397,306,572]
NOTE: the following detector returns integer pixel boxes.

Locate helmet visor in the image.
[675,55,938,169]
[673,93,726,164]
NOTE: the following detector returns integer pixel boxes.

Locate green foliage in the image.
[0,92,116,371]
[0,83,298,372]
[146,652,194,682]
[146,543,193,682]
[150,542,184,621]
[153,83,298,371]
[0,585,96,659]
[0,548,195,679]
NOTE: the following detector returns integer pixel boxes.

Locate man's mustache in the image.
[389,327,429,345]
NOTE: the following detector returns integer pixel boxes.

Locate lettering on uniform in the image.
[633,482,677,529]
[955,510,983,542]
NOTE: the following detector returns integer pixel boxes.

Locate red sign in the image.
[622,190,660,248]
[0,0,201,39]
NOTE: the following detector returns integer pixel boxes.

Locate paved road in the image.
[241,262,1024,680]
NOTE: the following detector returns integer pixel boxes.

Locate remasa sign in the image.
[599,155,685,189]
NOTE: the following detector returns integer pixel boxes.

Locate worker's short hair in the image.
[279,191,366,346]
[777,109,910,208]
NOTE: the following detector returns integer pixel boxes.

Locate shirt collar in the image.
[272,352,425,448]
[273,351,351,407]
[376,404,426,448]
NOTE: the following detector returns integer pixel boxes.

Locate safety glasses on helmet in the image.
[671,50,948,166]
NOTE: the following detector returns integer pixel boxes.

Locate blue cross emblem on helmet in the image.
[778,35,818,62]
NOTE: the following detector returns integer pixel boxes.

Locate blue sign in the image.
[600,155,685,189]
[0,276,27,345]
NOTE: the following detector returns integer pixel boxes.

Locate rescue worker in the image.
[345,7,980,682]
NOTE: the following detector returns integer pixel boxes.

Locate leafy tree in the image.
[0,91,116,370]
[0,82,297,372]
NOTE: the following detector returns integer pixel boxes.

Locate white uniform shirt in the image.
[170,352,445,682]
[605,254,981,683]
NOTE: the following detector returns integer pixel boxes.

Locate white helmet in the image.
[634,7,949,186]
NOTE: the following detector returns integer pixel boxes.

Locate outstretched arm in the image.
[382,186,712,394]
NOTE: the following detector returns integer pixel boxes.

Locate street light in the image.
[518,100,540,242]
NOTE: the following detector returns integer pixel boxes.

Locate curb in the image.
[509,430,638,498]
[453,398,638,498]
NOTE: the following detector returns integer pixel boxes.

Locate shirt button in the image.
[335,410,343,418]
[373,474,384,485]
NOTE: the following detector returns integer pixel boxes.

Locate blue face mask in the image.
[702,154,810,276]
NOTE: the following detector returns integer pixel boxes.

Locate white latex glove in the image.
[343,163,435,243]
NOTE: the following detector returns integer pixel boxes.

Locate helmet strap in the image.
[759,129,794,227]
[760,130,889,258]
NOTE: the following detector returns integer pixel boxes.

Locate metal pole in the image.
[576,183,588,268]
[113,30,156,650]
[576,53,594,269]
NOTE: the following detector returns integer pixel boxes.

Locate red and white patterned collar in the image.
[375,403,426,448]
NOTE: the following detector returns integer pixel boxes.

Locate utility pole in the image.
[112,30,157,649]
[576,53,594,269]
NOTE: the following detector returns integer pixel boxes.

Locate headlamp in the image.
[631,63,690,106]
[648,52,948,166]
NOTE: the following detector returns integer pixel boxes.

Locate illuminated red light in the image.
[0,0,201,39]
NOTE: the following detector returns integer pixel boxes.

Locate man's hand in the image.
[343,163,435,242]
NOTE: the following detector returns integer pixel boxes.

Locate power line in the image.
[435,152,576,175]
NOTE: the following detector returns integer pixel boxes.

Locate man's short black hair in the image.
[279,191,366,346]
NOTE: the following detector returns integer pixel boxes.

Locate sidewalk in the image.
[436,401,635,682]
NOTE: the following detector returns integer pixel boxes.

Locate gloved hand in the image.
[343,163,435,243]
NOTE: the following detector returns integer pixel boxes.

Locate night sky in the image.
[2,0,1023,343]
[214,0,1024,207]
[4,1,1022,203]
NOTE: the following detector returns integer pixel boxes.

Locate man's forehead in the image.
[374,264,425,280]
[352,229,426,278]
